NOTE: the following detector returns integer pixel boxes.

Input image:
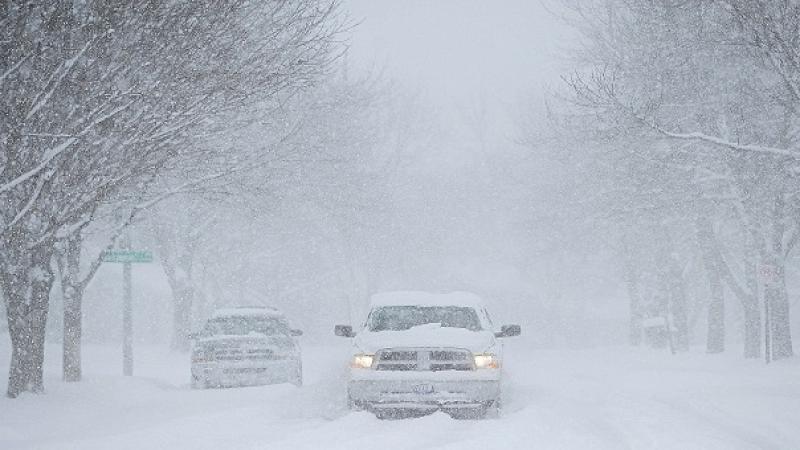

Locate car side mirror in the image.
[290,329,303,337]
[495,324,521,338]
[334,324,355,338]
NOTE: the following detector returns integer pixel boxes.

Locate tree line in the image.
[534,0,798,358]
[0,0,344,398]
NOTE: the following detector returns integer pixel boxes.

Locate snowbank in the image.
[1,336,798,449]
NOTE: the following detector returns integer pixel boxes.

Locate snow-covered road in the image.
[1,338,799,450]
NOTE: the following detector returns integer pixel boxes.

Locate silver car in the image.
[190,307,303,388]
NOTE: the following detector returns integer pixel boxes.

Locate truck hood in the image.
[353,324,496,353]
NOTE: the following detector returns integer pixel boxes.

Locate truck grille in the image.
[214,348,277,361]
[375,348,474,371]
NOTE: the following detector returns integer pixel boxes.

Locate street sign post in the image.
[102,248,153,376]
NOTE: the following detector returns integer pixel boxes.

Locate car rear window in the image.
[205,316,290,336]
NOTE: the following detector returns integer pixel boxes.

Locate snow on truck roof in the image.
[211,306,285,319]
[369,291,485,308]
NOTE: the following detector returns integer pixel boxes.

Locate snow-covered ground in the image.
[1,336,799,450]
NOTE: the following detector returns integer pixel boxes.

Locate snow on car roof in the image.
[369,291,485,308]
[211,306,285,319]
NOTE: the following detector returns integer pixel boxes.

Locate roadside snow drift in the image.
[1,337,799,450]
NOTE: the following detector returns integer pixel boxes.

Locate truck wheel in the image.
[485,398,501,419]
[347,396,363,411]
[373,408,409,420]
[449,401,497,420]
[448,408,484,420]
[191,375,208,390]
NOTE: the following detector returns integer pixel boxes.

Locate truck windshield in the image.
[368,306,482,332]
[205,316,290,336]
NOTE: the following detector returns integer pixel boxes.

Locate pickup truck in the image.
[190,306,303,388]
[335,291,520,419]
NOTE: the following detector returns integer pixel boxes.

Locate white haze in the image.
[2,1,799,448]
[58,0,621,349]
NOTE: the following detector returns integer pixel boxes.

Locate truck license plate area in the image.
[412,383,435,394]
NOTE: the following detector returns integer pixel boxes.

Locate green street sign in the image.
[102,250,154,264]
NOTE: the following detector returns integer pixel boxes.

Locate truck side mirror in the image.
[495,324,521,338]
[335,325,355,338]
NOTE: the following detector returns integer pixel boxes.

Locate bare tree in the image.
[1,0,344,395]
[549,0,798,358]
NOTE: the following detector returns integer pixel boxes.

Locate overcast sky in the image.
[343,0,572,130]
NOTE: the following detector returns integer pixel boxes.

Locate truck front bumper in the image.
[348,369,501,411]
[192,359,298,387]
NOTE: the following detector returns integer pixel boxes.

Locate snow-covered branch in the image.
[652,128,800,160]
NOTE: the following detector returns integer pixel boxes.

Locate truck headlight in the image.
[350,353,374,369]
[473,353,499,369]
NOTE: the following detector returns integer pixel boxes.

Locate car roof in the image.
[211,306,285,319]
[369,291,485,308]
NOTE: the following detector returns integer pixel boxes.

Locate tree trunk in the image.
[62,288,82,381]
[626,262,643,346]
[742,234,762,359]
[171,286,193,351]
[704,222,761,358]
[157,230,198,352]
[765,194,793,360]
[28,244,53,392]
[3,241,55,397]
[763,252,792,360]
[695,215,725,353]
[706,267,725,354]
[59,236,83,382]
[667,255,690,352]
[769,279,793,359]
[163,257,195,352]
[6,289,33,398]
[742,296,761,359]
[620,233,643,346]
[658,226,689,353]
